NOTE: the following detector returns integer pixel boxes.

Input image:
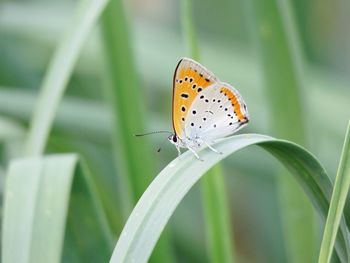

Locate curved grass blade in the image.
[246,0,315,261]
[319,121,350,263]
[109,134,350,263]
[24,0,108,156]
[2,154,113,263]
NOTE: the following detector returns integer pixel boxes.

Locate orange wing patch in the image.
[220,86,246,122]
[172,59,217,138]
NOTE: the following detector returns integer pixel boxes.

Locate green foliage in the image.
[2,155,112,263]
[24,0,108,156]
[319,122,350,263]
[109,134,350,263]
[0,0,349,262]
[181,0,235,262]
[247,0,316,261]
[100,0,174,261]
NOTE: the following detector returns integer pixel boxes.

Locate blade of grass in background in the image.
[181,0,199,61]
[46,133,124,236]
[100,0,174,262]
[23,0,108,156]
[181,0,235,262]
[201,165,235,263]
[1,0,117,262]
[109,134,350,263]
[245,0,316,261]
[0,88,112,144]
[319,121,350,263]
[2,154,113,263]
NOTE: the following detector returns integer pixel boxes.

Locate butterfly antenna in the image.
[134,131,173,137]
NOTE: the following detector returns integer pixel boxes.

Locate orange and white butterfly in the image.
[168,58,249,159]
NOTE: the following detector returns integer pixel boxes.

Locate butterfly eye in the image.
[172,135,177,143]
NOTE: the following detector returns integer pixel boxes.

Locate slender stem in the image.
[245,0,316,262]
[181,0,200,61]
[100,0,174,262]
[202,166,235,263]
[318,121,350,263]
[181,0,235,262]
[24,0,108,156]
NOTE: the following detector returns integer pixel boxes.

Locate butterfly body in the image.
[169,58,249,159]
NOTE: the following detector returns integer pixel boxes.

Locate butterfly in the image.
[168,58,249,159]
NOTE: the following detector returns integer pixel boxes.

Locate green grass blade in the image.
[318,121,350,263]
[0,88,112,143]
[109,134,350,263]
[181,0,199,61]
[201,165,235,263]
[1,154,113,263]
[24,0,108,156]
[100,1,174,262]
[181,0,235,261]
[246,0,316,261]
[100,0,155,213]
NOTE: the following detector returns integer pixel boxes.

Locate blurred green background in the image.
[0,0,349,262]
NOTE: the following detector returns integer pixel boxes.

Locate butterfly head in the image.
[168,133,179,145]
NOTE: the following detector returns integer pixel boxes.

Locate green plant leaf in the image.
[109,134,350,263]
[100,0,154,219]
[100,0,174,262]
[0,88,112,144]
[1,154,113,263]
[201,165,235,263]
[246,0,316,261]
[24,0,108,156]
[319,121,350,263]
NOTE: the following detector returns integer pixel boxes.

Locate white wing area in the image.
[184,82,249,142]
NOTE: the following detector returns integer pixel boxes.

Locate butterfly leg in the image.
[188,147,203,161]
[176,146,181,157]
[203,141,223,155]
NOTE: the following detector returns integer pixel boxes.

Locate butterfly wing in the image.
[172,58,218,140]
[184,82,249,142]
